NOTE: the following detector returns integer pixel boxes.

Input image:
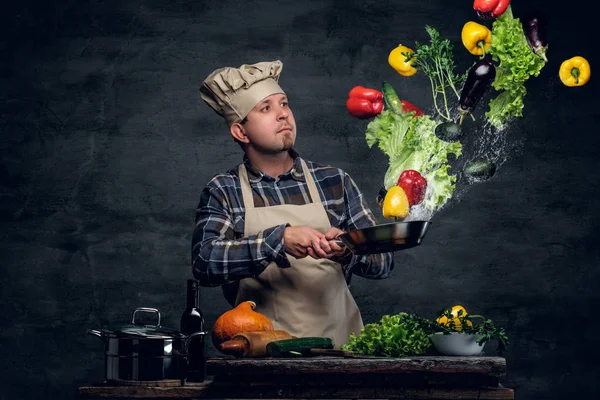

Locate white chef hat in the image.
[200,60,285,126]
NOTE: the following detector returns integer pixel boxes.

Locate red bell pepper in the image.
[401,100,424,117]
[473,0,510,19]
[397,170,427,206]
[346,86,384,119]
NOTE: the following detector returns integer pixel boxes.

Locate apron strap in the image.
[238,163,255,210]
[299,159,322,205]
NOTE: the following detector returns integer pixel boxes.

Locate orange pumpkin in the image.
[211,301,274,348]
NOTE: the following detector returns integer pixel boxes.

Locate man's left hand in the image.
[306,227,346,259]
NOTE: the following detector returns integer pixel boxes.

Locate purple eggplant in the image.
[458,58,496,124]
[522,16,548,63]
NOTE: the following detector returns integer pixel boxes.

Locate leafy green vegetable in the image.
[433,307,509,356]
[341,308,509,357]
[365,109,462,210]
[486,6,546,129]
[341,312,432,357]
[408,26,467,122]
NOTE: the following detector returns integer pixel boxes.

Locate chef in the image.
[192,60,394,348]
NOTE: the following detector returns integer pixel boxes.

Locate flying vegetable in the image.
[559,56,591,87]
[461,21,492,57]
[458,58,496,124]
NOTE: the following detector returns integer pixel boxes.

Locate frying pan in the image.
[333,220,431,255]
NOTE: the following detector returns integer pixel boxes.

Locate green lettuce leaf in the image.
[486,86,526,129]
[365,110,462,211]
[486,6,546,129]
[340,312,432,357]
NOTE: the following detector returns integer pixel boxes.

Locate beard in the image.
[279,130,295,150]
[246,127,296,155]
[257,130,295,154]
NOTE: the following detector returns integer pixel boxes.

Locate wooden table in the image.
[79,356,514,399]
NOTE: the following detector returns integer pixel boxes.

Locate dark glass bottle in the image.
[180,279,206,383]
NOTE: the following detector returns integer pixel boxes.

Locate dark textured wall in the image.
[1,0,598,399]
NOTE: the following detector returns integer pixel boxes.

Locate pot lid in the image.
[101,325,186,339]
[100,308,186,339]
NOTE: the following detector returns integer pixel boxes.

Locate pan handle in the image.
[332,238,344,247]
[331,238,351,252]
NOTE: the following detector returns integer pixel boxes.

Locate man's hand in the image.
[283,226,325,259]
[306,227,347,260]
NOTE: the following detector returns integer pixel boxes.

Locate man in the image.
[192,60,394,348]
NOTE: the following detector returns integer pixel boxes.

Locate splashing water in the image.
[398,111,526,222]
[405,203,435,222]
[372,102,526,223]
[438,117,525,212]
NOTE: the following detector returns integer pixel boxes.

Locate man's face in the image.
[240,93,296,154]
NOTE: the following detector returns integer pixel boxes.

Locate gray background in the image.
[1,0,598,399]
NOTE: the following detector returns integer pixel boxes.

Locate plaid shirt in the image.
[192,150,394,287]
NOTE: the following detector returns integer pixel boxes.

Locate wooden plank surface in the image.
[79,357,513,399]
[211,371,500,388]
[207,356,507,376]
[79,382,514,399]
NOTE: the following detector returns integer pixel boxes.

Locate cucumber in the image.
[435,122,463,142]
[266,337,334,357]
[381,82,404,115]
[464,159,496,181]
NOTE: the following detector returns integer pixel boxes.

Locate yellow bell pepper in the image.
[461,21,492,57]
[388,45,417,77]
[559,56,591,87]
[436,305,473,331]
[382,186,409,219]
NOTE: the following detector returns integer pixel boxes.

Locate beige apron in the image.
[230,159,363,348]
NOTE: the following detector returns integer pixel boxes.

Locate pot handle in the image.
[132,307,161,327]
[86,329,105,343]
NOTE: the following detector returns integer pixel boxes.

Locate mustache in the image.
[277,124,294,132]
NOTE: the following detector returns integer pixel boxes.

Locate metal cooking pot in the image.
[86,307,207,382]
[333,220,431,255]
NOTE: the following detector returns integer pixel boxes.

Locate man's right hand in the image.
[283,226,325,259]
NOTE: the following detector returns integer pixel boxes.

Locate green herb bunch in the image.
[341,312,432,357]
[406,26,467,122]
